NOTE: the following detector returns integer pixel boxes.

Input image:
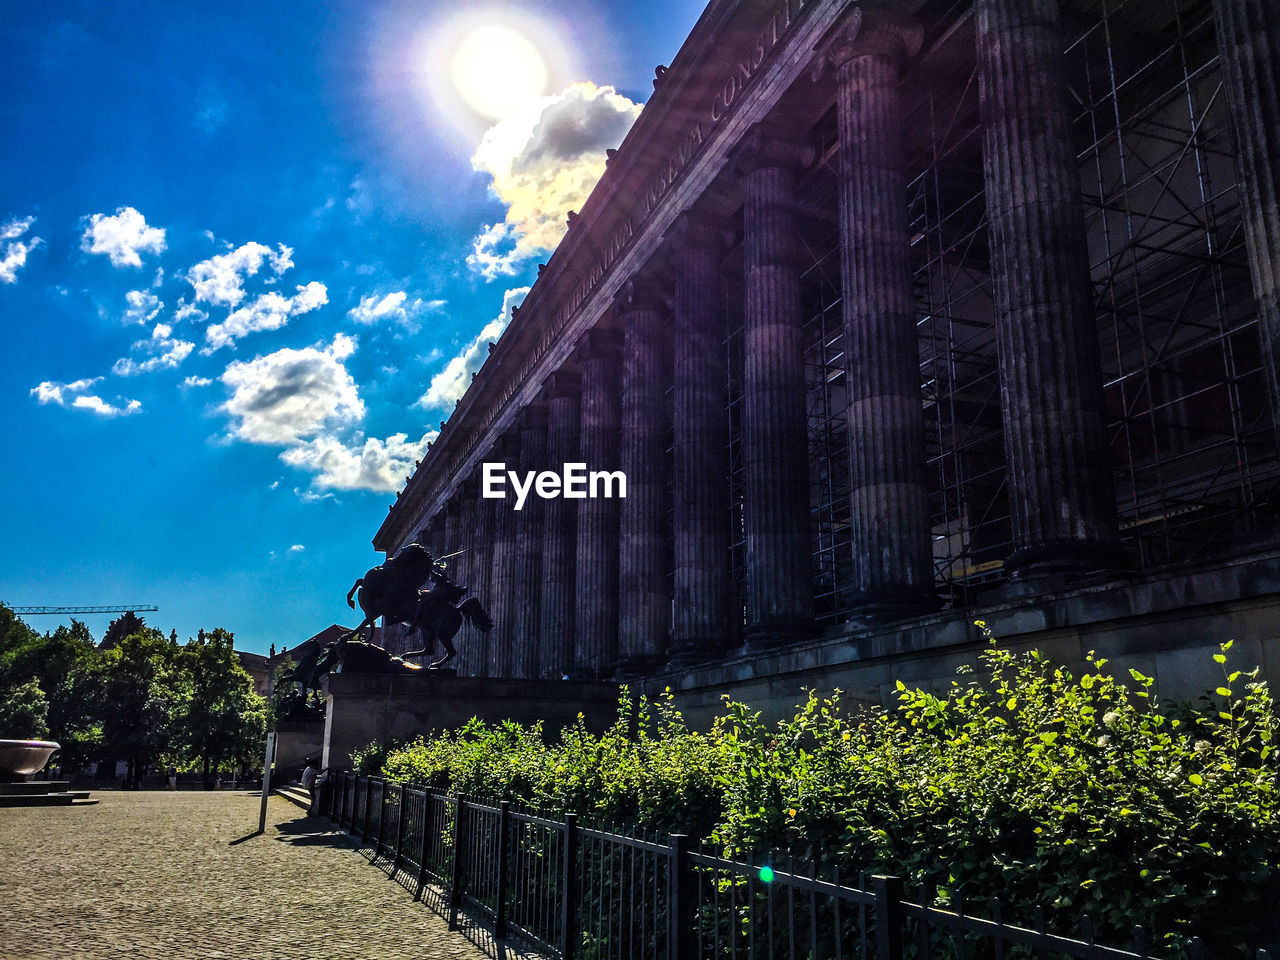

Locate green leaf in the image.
[1188,773,1203,786]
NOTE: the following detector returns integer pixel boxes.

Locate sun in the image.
[450,23,550,121]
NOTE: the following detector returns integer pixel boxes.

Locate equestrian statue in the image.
[345,541,493,669]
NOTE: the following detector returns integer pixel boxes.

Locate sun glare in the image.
[450,23,550,121]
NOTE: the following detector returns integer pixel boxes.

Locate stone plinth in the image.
[321,673,620,770]
[273,717,325,775]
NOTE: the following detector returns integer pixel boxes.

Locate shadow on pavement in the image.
[271,815,360,849]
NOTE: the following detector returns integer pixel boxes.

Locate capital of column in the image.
[519,404,549,432]
[542,369,582,401]
[665,209,728,253]
[612,276,667,314]
[491,429,520,461]
[730,122,815,177]
[576,327,623,363]
[812,8,923,79]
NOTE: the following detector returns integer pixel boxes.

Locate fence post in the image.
[374,781,385,854]
[448,798,468,930]
[872,876,905,960]
[561,813,579,960]
[361,777,373,842]
[393,784,408,870]
[495,801,511,940]
[668,834,692,960]
[343,773,352,831]
[413,791,433,902]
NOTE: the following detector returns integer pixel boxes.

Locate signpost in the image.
[258,731,276,834]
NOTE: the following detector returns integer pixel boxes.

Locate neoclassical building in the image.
[377,0,1280,714]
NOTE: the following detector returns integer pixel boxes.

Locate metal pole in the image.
[257,732,276,834]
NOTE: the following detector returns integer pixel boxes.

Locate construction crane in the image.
[8,605,158,615]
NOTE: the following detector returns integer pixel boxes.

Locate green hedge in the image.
[363,641,1278,953]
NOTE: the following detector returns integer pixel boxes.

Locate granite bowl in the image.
[0,739,60,778]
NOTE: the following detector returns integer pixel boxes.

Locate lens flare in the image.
[450,23,549,121]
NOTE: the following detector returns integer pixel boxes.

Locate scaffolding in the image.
[718,0,1276,628]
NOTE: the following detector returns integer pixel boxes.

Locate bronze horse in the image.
[346,543,492,669]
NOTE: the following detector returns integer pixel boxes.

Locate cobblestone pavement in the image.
[0,791,513,960]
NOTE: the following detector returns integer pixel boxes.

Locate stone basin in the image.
[0,739,60,778]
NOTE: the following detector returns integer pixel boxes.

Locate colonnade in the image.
[405,0,1279,679]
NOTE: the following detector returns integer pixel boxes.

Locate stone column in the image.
[443,497,464,580]
[667,212,734,666]
[573,329,623,678]
[1211,0,1280,437]
[733,124,814,640]
[615,280,671,677]
[817,10,934,614]
[975,0,1123,576]
[541,371,581,678]
[455,480,481,676]
[512,405,548,678]
[468,471,495,678]
[488,431,520,677]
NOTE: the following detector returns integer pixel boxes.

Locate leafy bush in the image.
[364,642,1278,952]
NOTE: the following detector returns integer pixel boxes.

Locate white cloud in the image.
[31,377,140,417]
[182,375,213,388]
[112,322,195,376]
[73,395,142,417]
[468,82,641,279]
[80,207,166,268]
[289,543,305,553]
[418,286,528,410]
[31,377,100,406]
[122,289,163,325]
[347,291,444,328]
[1,216,43,283]
[173,299,208,325]
[219,333,363,445]
[204,281,328,351]
[1,217,34,241]
[186,241,294,307]
[280,431,436,493]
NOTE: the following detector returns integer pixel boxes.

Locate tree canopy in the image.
[0,605,267,784]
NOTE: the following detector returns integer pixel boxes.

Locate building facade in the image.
[377,0,1280,715]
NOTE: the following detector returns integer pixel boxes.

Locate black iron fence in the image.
[320,774,1271,960]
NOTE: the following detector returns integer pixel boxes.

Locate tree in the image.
[37,621,104,771]
[100,629,185,788]
[100,611,148,650]
[0,606,52,740]
[0,678,49,739]
[176,628,267,784]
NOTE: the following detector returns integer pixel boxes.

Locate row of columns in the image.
[407,0,1279,678]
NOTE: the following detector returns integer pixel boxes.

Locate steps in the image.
[0,780,98,807]
[275,784,312,811]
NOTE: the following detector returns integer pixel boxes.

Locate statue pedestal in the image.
[321,673,620,770]
[274,717,326,779]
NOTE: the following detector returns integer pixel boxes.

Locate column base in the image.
[743,618,817,652]
[665,638,733,672]
[1005,540,1135,581]
[611,655,665,681]
[843,588,941,626]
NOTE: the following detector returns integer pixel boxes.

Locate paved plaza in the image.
[0,791,498,960]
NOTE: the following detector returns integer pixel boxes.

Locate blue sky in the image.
[0,0,705,655]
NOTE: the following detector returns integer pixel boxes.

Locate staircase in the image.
[0,780,98,807]
[274,783,312,811]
